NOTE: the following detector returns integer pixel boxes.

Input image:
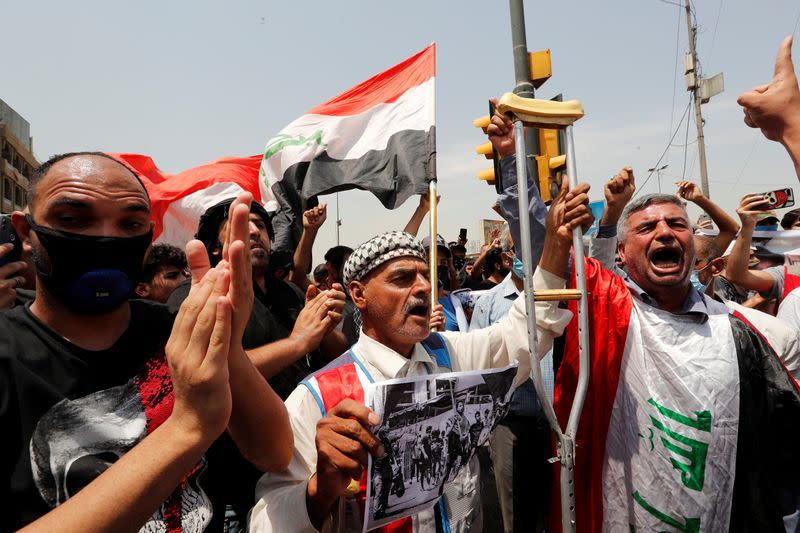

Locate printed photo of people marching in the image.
[364,365,517,531]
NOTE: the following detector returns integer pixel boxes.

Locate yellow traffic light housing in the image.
[473,115,491,132]
[473,104,501,189]
[478,168,496,185]
[476,141,494,159]
[528,49,552,89]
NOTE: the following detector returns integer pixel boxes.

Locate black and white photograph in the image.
[363,364,517,532]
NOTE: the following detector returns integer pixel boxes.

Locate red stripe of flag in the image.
[109,153,262,240]
[308,44,435,117]
[552,258,633,532]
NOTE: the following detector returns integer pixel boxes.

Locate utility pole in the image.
[683,0,723,198]
[509,0,540,189]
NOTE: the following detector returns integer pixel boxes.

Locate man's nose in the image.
[248,221,260,239]
[414,272,431,293]
[654,220,676,240]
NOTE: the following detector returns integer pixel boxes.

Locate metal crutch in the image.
[495,93,589,533]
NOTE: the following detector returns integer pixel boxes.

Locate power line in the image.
[794,6,800,37]
[706,0,724,68]
[635,98,693,196]
[733,138,759,187]
[669,140,697,148]
[666,2,683,164]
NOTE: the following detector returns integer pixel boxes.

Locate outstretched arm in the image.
[403,194,438,236]
[288,204,327,291]
[676,180,740,256]
[738,36,800,178]
[470,237,500,280]
[726,193,776,293]
[589,167,635,270]
[246,284,346,377]
[487,98,547,267]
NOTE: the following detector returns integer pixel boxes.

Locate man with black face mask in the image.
[0,152,292,533]
[422,234,459,331]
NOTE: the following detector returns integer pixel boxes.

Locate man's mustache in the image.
[402,296,430,315]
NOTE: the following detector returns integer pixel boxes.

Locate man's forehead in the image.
[383,256,428,272]
[630,202,689,223]
[38,155,149,205]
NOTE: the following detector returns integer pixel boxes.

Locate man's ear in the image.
[349,280,367,310]
[10,211,32,252]
[710,257,726,278]
[617,242,627,266]
[135,282,150,298]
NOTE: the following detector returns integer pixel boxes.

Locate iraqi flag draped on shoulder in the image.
[553,258,800,532]
[259,44,436,252]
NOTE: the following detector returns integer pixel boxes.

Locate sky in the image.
[3,0,800,261]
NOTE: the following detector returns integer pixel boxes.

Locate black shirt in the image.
[0,299,175,532]
[167,275,316,528]
[168,275,311,399]
[462,278,497,291]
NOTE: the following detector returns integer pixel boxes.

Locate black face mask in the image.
[27,216,153,315]
[437,268,450,290]
[453,257,466,271]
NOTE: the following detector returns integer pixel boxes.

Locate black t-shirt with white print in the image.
[0,299,180,532]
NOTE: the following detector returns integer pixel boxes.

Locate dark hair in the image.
[781,208,800,229]
[268,249,293,270]
[139,244,187,283]
[450,244,467,255]
[195,197,273,266]
[28,152,149,211]
[484,247,504,275]
[325,245,354,271]
[313,263,328,281]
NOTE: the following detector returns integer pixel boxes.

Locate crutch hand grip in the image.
[496,92,585,129]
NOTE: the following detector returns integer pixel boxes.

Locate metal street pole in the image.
[509,0,540,188]
[685,0,711,198]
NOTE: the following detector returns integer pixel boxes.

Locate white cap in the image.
[722,241,756,257]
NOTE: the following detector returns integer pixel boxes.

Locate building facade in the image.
[0,99,38,214]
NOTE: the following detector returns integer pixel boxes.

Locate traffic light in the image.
[528,49,552,89]
[473,101,502,190]
[473,117,496,185]
[472,50,556,192]
[536,123,564,203]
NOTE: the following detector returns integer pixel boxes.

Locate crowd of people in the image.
[1,35,800,533]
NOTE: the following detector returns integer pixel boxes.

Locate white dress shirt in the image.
[249,268,572,533]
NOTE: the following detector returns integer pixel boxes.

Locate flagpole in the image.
[428,180,438,327]
[336,192,341,246]
[429,41,438,329]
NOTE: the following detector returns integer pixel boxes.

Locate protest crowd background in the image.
[2,3,800,533]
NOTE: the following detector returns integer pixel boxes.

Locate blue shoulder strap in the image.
[421,332,451,370]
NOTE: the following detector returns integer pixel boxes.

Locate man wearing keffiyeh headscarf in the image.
[250,175,595,533]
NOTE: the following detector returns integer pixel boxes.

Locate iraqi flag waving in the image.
[109,153,263,247]
[554,258,800,532]
[258,44,436,252]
